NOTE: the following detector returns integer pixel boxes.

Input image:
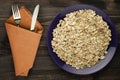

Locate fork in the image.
[12,4,21,25]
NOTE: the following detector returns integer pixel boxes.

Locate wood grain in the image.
[0,0,120,80]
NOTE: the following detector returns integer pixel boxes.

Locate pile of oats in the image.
[51,9,111,69]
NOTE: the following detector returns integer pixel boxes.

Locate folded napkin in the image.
[5,6,43,76]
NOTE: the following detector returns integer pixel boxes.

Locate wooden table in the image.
[0,0,120,80]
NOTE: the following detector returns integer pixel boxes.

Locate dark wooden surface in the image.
[0,0,120,80]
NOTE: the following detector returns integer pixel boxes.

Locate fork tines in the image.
[12,4,21,25]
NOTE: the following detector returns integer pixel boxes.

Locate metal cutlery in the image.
[12,4,21,25]
[30,4,40,31]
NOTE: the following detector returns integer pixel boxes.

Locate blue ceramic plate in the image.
[47,4,117,75]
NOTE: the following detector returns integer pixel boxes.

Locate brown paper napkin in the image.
[5,6,43,76]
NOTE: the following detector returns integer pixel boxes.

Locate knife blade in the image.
[30,4,40,31]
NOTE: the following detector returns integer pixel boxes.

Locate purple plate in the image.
[47,4,117,75]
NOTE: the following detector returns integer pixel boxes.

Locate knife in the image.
[30,4,40,31]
